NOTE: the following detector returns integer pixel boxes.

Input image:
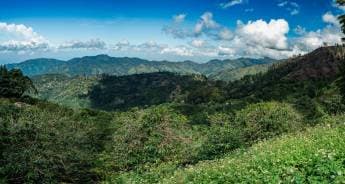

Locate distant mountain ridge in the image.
[6,55,276,76]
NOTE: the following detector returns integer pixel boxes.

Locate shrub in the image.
[235,102,303,142]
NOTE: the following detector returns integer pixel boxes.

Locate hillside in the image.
[6,55,275,77]
[209,63,271,81]
[2,46,345,183]
[227,46,345,100]
[32,72,228,110]
[115,122,345,183]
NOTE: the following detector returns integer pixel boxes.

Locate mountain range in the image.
[6,55,276,77]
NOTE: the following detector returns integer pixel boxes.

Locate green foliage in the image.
[3,46,345,183]
[0,99,112,183]
[0,66,37,98]
[235,102,303,142]
[160,125,345,184]
[96,105,202,175]
[32,74,97,109]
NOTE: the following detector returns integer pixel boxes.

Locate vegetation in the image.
[209,63,271,82]
[337,0,345,104]
[0,66,36,98]
[2,45,345,183]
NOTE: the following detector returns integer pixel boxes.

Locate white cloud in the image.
[220,0,244,9]
[0,22,49,53]
[218,28,233,40]
[290,9,299,15]
[236,19,290,50]
[135,41,167,51]
[194,12,220,35]
[322,12,339,26]
[294,25,306,35]
[173,14,186,24]
[293,27,342,51]
[278,1,288,7]
[59,39,106,50]
[161,46,193,56]
[190,39,206,47]
[277,1,300,16]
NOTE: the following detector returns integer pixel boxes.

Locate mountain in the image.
[6,55,276,77]
[30,46,345,110]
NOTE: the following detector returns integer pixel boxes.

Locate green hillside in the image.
[209,63,271,81]
[1,46,345,183]
[32,72,229,110]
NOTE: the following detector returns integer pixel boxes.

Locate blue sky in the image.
[0,0,344,63]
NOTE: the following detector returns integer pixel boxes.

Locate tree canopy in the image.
[0,66,37,98]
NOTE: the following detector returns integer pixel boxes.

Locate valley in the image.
[1,46,345,183]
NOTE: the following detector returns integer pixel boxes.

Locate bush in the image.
[162,125,345,183]
[235,102,303,142]
[96,105,198,176]
[0,101,103,183]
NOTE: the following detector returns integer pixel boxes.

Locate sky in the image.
[0,0,344,64]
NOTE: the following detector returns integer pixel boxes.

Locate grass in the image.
[164,124,345,183]
[110,119,345,183]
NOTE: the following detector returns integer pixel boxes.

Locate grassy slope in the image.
[114,120,345,183]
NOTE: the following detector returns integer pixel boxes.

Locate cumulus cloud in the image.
[194,12,220,35]
[293,20,342,52]
[59,39,106,50]
[220,0,244,9]
[0,22,49,53]
[236,19,289,50]
[322,12,340,26]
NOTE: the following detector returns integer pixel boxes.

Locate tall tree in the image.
[337,0,345,103]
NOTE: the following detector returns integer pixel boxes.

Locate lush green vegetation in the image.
[1,45,345,183]
[0,66,36,98]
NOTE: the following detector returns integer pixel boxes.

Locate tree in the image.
[337,0,345,103]
[338,0,345,41]
[0,66,37,98]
